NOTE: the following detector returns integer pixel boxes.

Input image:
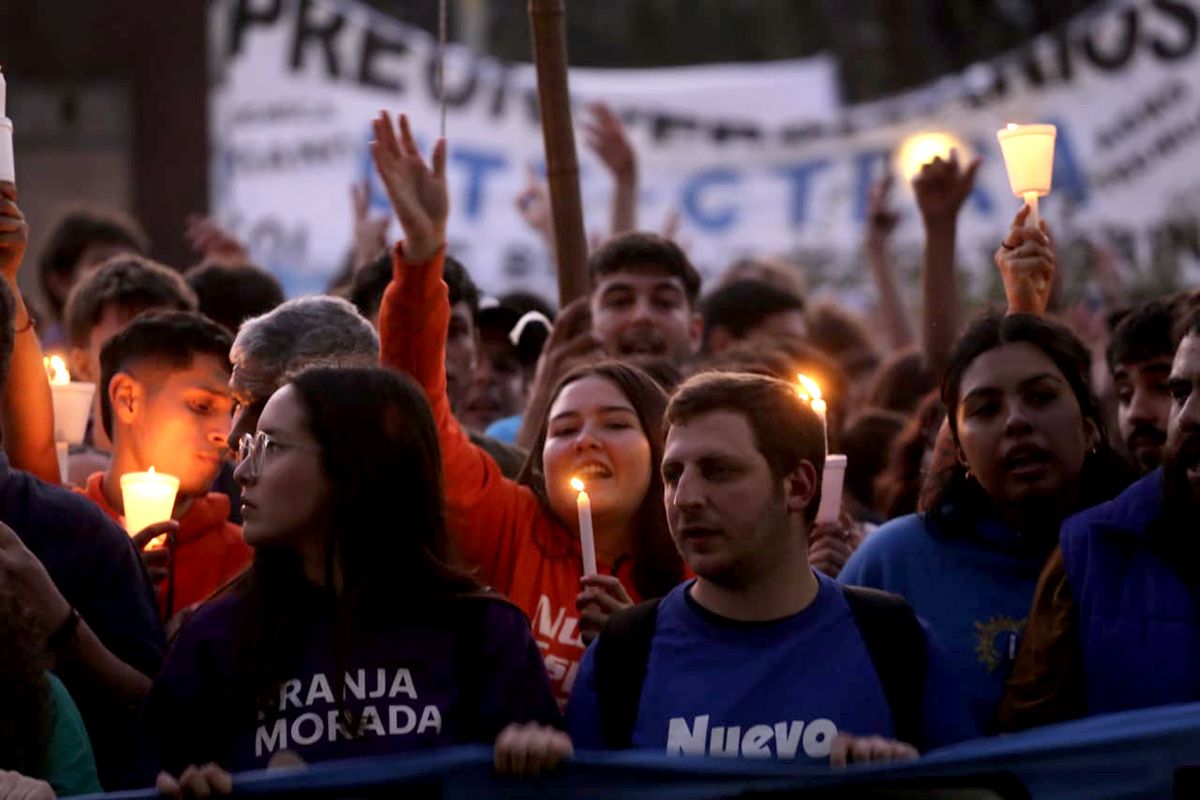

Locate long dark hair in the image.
[0,587,50,776]
[234,367,482,721]
[930,312,1133,531]
[516,361,684,600]
[876,391,945,520]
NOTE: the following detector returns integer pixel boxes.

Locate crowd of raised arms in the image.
[0,104,1197,799]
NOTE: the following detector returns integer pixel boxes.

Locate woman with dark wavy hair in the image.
[145,368,558,795]
[840,312,1134,734]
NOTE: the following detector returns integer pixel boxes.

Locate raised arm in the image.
[0,184,59,484]
[864,174,915,351]
[371,112,535,585]
[584,102,638,238]
[913,150,980,379]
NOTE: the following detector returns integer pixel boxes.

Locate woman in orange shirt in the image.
[370,111,684,705]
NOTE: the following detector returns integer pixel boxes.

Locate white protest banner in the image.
[210,0,1200,302]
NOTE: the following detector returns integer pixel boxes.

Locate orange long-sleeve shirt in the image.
[379,244,642,704]
[80,473,252,620]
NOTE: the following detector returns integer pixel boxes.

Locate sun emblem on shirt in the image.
[974,616,1027,674]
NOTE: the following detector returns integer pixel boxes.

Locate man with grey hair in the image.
[228,295,380,443]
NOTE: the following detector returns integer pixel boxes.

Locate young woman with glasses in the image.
[143,367,558,796]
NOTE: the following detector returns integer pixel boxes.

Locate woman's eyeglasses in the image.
[236,432,320,473]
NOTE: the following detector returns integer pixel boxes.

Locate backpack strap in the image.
[593,598,663,749]
[841,585,927,748]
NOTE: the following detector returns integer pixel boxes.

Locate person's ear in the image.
[68,346,92,382]
[1083,418,1101,452]
[688,312,703,355]
[784,460,819,516]
[705,326,732,357]
[109,373,142,427]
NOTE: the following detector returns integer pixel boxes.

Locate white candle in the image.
[570,477,598,577]
[44,355,95,445]
[0,68,13,183]
[120,467,180,548]
[996,123,1056,226]
[815,455,847,524]
[1024,192,1040,228]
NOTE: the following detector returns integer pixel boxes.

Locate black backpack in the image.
[593,585,927,750]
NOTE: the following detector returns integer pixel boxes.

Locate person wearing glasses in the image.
[145,366,559,797]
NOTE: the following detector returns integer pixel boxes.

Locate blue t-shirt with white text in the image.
[567,572,977,759]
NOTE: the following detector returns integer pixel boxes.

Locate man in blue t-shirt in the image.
[494,373,977,774]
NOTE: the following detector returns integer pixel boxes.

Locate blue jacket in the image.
[1060,469,1200,715]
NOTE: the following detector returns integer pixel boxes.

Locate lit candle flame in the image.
[812,398,828,416]
[43,355,70,385]
[570,477,585,493]
[148,466,156,475]
[796,373,823,403]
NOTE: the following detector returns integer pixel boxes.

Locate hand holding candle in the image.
[570,477,598,577]
[121,467,180,549]
[996,123,1056,228]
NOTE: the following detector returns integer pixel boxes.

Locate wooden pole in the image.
[527,0,589,307]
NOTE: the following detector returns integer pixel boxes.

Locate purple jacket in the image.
[141,586,560,777]
[1061,469,1200,715]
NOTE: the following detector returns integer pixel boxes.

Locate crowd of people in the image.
[0,99,1197,799]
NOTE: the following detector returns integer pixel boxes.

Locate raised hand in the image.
[185,215,249,265]
[912,149,981,226]
[369,112,447,265]
[0,182,27,282]
[514,165,554,248]
[350,181,390,271]
[995,204,1055,316]
[865,173,900,252]
[584,102,636,182]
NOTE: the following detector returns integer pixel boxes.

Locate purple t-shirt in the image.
[141,586,560,775]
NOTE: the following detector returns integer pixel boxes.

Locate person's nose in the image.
[207,423,229,450]
[571,421,604,454]
[629,295,656,325]
[1004,399,1034,436]
[671,465,705,511]
[1126,385,1157,426]
[232,451,254,487]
